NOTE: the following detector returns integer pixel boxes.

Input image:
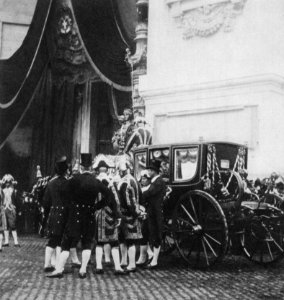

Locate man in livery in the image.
[94,160,127,275]
[143,160,167,269]
[117,159,143,272]
[43,156,80,272]
[48,153,121,278]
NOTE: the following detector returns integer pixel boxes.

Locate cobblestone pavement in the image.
[0,235,284,300]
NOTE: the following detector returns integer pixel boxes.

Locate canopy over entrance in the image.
[0,0,137,189]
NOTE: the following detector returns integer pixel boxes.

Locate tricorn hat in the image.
[95,160,110,171]
[55,156,68,175]
[81,153,93,168]
[146,160,161,174]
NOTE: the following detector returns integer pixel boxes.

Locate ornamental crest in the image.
[166,0,247,39]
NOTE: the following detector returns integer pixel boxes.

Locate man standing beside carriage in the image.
[142,160,167,269]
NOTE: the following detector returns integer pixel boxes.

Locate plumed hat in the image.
[81,153,93,168]
[146,160,161,174]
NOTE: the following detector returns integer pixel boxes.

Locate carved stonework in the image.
[125,0,148,116]
[166,0,247,39]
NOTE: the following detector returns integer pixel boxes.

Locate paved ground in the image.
[0,235,284,300]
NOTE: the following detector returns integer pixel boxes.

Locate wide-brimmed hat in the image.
[146,160,161,173]
[55,156,68,175]
[95,160,110,171]
[81,153,93,168]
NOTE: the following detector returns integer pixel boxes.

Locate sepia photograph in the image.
[0,0,284,299]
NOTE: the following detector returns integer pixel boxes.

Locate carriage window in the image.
[134,152,147,181]
[174,147,198,181]
[150,148,170,182]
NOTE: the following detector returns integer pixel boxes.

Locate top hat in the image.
[146,160,161,174]
[95,160,110,171]
[55,156,68,175]
[81,153,93,168]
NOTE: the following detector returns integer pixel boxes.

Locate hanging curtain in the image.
[71,0,136,91]
[30,67,78,182]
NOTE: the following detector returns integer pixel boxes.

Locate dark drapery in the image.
[30,67,78,182]
[0,0,53,149]
[71,0,136,90]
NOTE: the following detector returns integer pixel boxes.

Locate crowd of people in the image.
[41,153,166,278]
[0,174,21,251]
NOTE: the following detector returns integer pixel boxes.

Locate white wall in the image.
[0,0,37,58]
[140,0,284,178]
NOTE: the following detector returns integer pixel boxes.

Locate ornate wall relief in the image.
[166,0,247,39]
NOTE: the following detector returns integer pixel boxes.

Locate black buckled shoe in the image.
[78,272,87,279]
[126,268,136,273]
[145,264,158,270]
[14,244,21,248]
[44,266,55,273]
[47,272,63,278]
[3,243,9,247]
[71,263,81,269]
[94,268,104,274]
[114,269,129,276]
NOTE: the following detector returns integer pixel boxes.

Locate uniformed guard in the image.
[143,160,167,269]
[43,156,77,272]
[94,160,127,275]
[48,153,121,279]
[117,159,143,272]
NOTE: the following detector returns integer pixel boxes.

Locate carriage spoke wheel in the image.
[240,210,284,265]
[173,190,228,269]
[217,171,244,209]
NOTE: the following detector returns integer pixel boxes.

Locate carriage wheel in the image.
[172,190,228,269]
[217,171,244,209]
[240,207,284,265]
[261,193,284,211]
[160,231,176,256]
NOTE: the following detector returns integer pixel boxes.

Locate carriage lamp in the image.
[153,150,162,158]
[163,149,169,157]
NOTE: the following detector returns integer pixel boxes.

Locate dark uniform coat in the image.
[43,176,69,237]
[142,176,166,247]
[65,172,119,241]
[118,174,142,241]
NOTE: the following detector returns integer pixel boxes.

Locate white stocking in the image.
[136,245,147,264]
[55,246,62,267]
[4,230,9,244]
[80,249,91,273]
[70,247,81,264]
[44,246,55,268]
[11,230,19,245]
[127,245,136,270]
[55,250,69,273]
[104,243,111,263]
[95,246,103,269]
[151,246,161,266]
[120,243,128,266]
[0,233,3,249]
[111,247,123,271]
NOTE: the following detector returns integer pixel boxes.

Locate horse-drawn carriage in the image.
[133,141,284,268]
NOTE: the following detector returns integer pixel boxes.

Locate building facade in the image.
[140,0,284,178]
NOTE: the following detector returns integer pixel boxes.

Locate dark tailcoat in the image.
[142,176,167,247]
[65,172,118,241]
[43,176,69,237]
